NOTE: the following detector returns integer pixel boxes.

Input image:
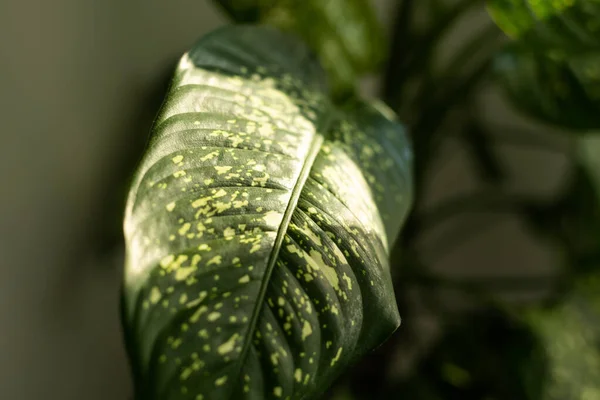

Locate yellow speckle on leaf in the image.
[215,376,228,386]
[180,367,193,380]
[223,227,235,239]
[150,287,162,304]
[175,266,196,282]
[263,211,283,226]
[208,312,221,321]
[217,334,239,355]
[198,329,209,338]
[302,321,312,340]
[189,306,208,323]
[200,150,219,161]
[239,275,250,284]
[192,196,211,208]
[186,291,207,308]
[308,250,339,290]
[207,256,222,265]
[178,222,191,236]
[330,347,343,366]
[198,243,211,251]
[166,202,176,212]
[160,254,175,268]
[304,373,311,385]
[213,189,227,198]
[295,223,322,246]
[294,368,302,382]
[273,386,282,397]
[172,155,184,164]
[342,273,352,290]
[215,166,232,175]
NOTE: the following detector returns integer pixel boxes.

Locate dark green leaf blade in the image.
[327,99,413,245]
[211,0,386,92]
[122,25,412,400]
[486,0,600,54]
[494,46,600,131]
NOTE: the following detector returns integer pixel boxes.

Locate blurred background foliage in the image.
[210,0,600,398]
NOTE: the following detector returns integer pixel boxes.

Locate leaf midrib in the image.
[229,131,325,398]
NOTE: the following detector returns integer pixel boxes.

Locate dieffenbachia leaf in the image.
[486,0,600,55]
[494,46,600,131]
[211,0,386,93]
[122,25,412,400]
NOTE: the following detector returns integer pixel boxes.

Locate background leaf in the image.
[486,0,600,55]
[390,308,548,400]
[494,46,600,131]
[523,273,600,400]
[212,0,386,93]
[122,25,412,400]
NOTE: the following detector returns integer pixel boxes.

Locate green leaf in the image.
[391,277,600,400]
[494,46,600,131]
[392,308,548,400]
[578,135,600,195]
[486,0,600,55]
[212,0,386,93]
[523,273,600,400]
[122,25,412,400]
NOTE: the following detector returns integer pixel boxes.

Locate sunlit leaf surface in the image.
[122,25,412,400]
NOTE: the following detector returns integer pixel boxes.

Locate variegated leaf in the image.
[122,25,412,400]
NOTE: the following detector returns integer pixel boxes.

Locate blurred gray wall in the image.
[0,0,569,399]
[0,1,226,398]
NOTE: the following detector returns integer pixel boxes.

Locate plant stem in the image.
[382,0,415,108]
[415,24,503,111]
[393,0,482,94]
[412,57,494,185]
[447,24,503,77]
